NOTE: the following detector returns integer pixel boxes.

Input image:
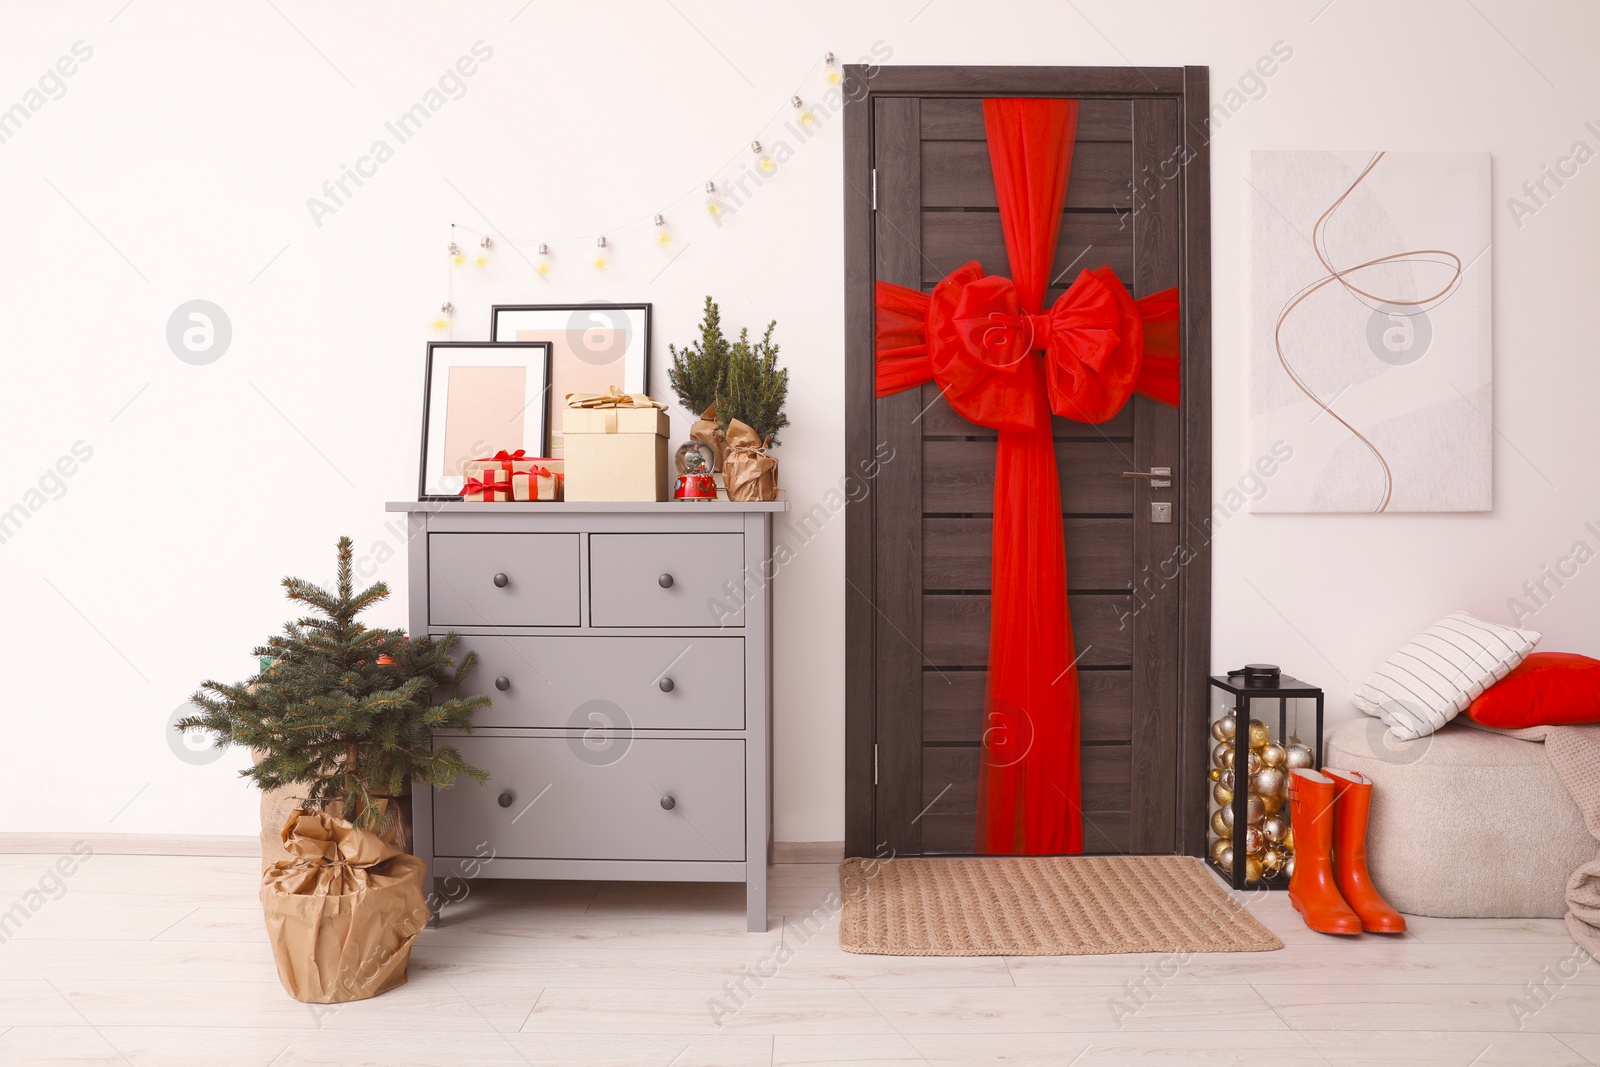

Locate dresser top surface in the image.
[387,499,788,514]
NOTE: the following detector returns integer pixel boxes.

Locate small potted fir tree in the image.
[178,536,489,854]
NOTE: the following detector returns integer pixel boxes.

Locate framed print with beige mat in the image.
[838,855,1281,956]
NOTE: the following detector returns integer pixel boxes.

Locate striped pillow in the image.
[1352,611,1541,740]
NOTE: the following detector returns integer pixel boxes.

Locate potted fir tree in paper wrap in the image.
[718,320,788,501]
[178,537,491,1003]
[668,295,733,471]
[667,296,788,502]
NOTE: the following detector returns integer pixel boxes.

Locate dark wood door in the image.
[843,68,1212,860]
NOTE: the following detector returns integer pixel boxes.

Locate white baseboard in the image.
[0,833,257,857]
[771,841,844,864]
[1,834,845,864]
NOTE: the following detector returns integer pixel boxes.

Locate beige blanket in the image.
[1543,726,1600,958]
[1467,720,1600,955]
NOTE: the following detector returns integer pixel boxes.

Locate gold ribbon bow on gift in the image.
[565,386,666,410]
[565,386,667,435]
[723,418,779,502]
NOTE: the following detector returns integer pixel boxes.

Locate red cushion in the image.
[1467,652,1600,728]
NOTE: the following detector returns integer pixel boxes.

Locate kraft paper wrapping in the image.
[691,403,728,472]
[260,810,428,1004]
[723,418,778,502]
[511,461,564,501]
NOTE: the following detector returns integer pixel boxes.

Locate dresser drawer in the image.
[433,737,745,861]
[454,635,744,730]
[429,533,580,627]
[589,533,745,627]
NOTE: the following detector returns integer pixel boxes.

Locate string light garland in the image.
[432,49,852,320]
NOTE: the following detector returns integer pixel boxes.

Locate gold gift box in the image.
[563,406,670,502]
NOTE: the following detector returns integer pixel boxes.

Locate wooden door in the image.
[843,68,1212,860]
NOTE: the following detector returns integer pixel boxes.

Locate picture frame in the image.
[418,340,552,501]
[490,303,651,453]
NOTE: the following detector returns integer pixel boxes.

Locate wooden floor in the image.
[1,851,1597,1066]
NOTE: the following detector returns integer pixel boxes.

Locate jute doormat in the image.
[838,854,1282,956]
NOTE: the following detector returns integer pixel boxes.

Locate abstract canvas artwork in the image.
[1249,151,1492,513]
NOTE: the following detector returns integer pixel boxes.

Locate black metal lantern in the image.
[1206,666,1324,890]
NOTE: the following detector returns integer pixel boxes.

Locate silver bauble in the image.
[1245,793,1266,824]
[1253,766,1287,798]
[1212,741,1231,769]
[1260,742,1287,768]
[1216,714,1238,742]
[1260,815,1289,843]
[1285,743,1315,770]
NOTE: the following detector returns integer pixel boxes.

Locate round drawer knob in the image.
[658,677,675,693]
[493,572,509,588]
[657,573,674,589]
[498,790,515,808]
[495,676,511,692]
[660,795,676,811]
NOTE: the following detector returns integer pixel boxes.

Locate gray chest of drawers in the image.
[389,499,783,932]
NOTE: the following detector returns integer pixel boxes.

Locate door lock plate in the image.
[1151,501,1173,524]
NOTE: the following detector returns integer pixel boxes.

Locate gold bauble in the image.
[1211,809,1230,838]
[1262,847,1285,873]
[1208,766,1222,782]
[1285,743,1315,770]
[1283,826,1294,851]
[1248,719,1271,749]
[1220,769,1235,791]
[1244,856,1265,884]
[1244,749,1262,776]
[1210,837,1231,865]
[1220,803,1236,830]
[1253,767,1287,798]
[1243,827,1264,855]
[1260,742,1286,768]
[1261,793,1283,816]
[1215,714,1237,742]
[1245,793,1266,825]
[1260,815,1289,843]
[1213,782,1234,807]
[1212,741,1231,769]
[1284,853,1295,879]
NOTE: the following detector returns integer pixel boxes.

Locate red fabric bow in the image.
[460,475,511,497]
[490,449,528,463]
[873,97,1180,856]
[875,264,1178,425]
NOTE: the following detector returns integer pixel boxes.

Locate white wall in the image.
[2,0,1596,840]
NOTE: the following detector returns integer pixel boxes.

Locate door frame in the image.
[842,65,1213,859]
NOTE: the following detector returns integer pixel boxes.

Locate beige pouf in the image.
[1326,719,1592,918]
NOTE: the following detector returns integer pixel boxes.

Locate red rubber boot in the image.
[1326,769,1407,933]
[1287,768,1362,936]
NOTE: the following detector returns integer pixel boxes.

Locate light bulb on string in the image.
[592,235,609,271]
[792,95,816,128]
[752,140,775,175]
[824,51,840,86]
[704,181,726,219]
[473,236,492,269]
[430,301,453,333]
[654,214,672,247]
[447,241,465,267]
[536,243,552,278]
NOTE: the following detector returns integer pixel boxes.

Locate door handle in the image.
[1120,466,1172,488]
